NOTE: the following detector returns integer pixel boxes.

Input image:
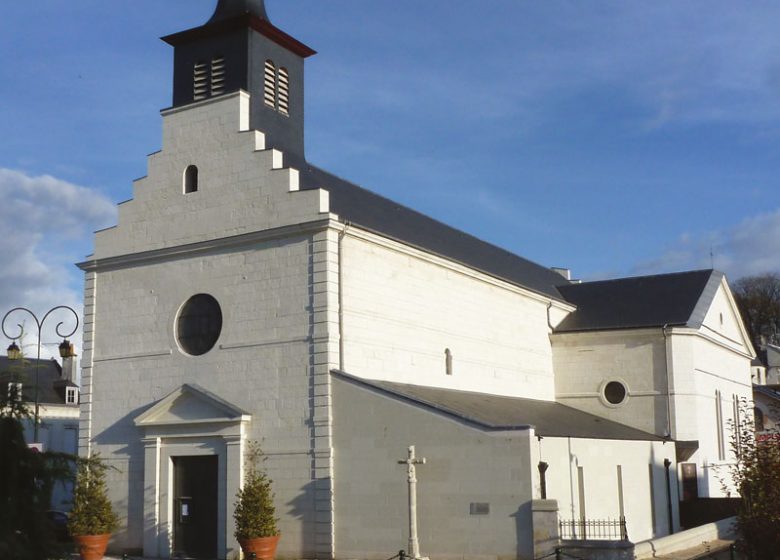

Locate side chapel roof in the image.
[333,370,663,441]
[554,269,723,333]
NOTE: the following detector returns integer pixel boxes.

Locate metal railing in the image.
[558,516,628,541]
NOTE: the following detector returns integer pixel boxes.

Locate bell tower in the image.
[162,0,316,160]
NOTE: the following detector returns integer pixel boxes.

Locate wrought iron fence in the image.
[558,516,628,541]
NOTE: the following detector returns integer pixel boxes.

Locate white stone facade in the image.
[81,93,337,558]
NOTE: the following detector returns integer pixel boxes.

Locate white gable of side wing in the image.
[697,276,755,358]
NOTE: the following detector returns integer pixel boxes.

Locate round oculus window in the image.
[603,381,628,405]
[176,294,222,356]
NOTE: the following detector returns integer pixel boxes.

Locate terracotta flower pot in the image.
[238,534,281,560]
[73,533,111,560]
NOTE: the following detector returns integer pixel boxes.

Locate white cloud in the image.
[0,168,116,358]
[632,208,780,281]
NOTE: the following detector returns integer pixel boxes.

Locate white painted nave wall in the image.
[332,376,535,560]
[341,231,568,399]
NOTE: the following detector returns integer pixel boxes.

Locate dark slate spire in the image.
[164,0,315,159]
[207,0,269,24]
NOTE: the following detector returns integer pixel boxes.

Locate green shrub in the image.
[67,455,119,536]
[234,442,279,539]
[725,398,780,558]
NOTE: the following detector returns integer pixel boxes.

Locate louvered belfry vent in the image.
[263,59,291,116]
[193,57,227,101]
[193,61,209,100]
[211,57,225,96]
[264,59,277,107]
[278,67,290,115]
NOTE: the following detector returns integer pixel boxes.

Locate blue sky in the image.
[1,1,779,350]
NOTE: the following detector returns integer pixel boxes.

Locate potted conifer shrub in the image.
[234,442,280,560]
[67,455,118,560]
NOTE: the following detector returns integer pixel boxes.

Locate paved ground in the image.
[651,539,739,559]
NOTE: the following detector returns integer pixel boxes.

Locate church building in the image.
[78,1,755,559]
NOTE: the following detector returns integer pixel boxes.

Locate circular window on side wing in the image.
[600,379,629,407]
[176,294,222,356]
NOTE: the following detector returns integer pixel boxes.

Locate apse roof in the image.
[554,269,722,333]
[333,370,663,441]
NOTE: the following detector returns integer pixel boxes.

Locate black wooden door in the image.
[173,456,218,559]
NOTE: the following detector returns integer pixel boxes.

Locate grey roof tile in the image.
[300,163,570,301]
[555,270,719,333]
[333,370,663,441]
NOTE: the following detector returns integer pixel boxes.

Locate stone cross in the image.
[398,445,428,560]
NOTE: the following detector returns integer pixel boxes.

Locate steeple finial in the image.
[207,0,269,24]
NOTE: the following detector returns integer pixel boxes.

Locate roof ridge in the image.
[565,268,715,287]
[304,163,570,300]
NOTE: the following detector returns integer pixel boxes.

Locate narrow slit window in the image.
[184,165,199,194]
[264,60,277,107]
[715,390,725,460]
[210,56,225,96]
[194,61,209,100]
[278,67,290,115]
[732,394,742,452]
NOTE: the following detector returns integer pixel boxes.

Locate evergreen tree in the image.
[67,455,119,536]
[234,442,279,539]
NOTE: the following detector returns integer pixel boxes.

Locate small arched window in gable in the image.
[184,165,199,194]
[264,60,277,108]
[445,348,453,375]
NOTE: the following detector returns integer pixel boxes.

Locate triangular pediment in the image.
[698,276,755,357]
[134,384,250,427]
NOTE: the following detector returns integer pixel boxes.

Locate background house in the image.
[0,354,80,510]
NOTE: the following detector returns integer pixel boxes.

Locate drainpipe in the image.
[662,324,673,439]
[547,302,555,331]
[664,458,674,535]
[538,461,549,500]
[337,223,350,371]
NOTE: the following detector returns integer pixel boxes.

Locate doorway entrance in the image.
[173,456,218,559]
